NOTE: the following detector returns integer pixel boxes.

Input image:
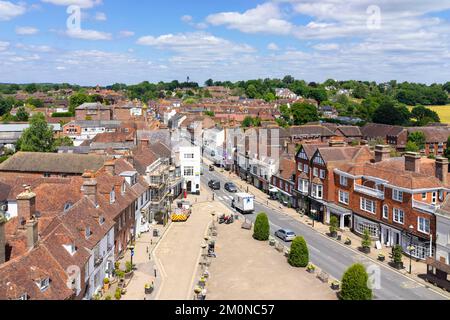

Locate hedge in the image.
[51,112,73,118]
[288,236,309,267]
[340,263,373,300]
[253,212,270,241]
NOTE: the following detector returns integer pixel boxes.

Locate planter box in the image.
[145,287,154,295]
[392,261,404,270]
[378,255,386,262]
[361,247,371,254]
[330,231,338,238]
[124,271,134,280]
[331,283,340,290]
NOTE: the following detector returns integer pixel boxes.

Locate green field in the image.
[408,105,450,124]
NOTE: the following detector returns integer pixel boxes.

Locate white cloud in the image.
[181,15,192,23]
[41,0,102,9]
[0,1,26,20]
[119,30,135,38]
[312,43,339,51]
[267,42,279,51]
[0,41,10,51]
[94,11,106,21]
[66,28,112,40]
[15,43,53,52]
[206,3,293,35]
[16,26,39,35]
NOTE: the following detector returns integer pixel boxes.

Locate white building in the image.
[436,201,450,264]
[63,120,121,147]
[203,127,225,165]
[178,146,201,195]
[163,110,177,125]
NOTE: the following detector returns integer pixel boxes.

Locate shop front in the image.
[269,186,297,208]
[324,203,352,230]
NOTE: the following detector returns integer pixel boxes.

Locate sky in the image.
[0,0,449,85]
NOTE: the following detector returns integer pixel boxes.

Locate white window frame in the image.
[303,164,309,174]
[393,189,403,202]
[418,217,430,234]
[313,167,319,177]
[297,163,303,172]
[421,193,427,201]
[383,205,389,219]
[339,190,349,205]
[340,175,348,187]
[312,184,323,200]
[319,169,326,179]
[39,278,50,292]
[432,191,437,204]
[360,198,376,214]
[393,208,405,225]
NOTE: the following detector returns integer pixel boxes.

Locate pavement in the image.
[153,186,220,300]
[202,159,449,300]
[207,220,337,300]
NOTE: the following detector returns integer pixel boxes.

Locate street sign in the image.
[131,249,135,257]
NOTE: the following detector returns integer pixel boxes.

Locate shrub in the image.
[253,212,270,241]
[105,295,112,300]
[125,261,134,273]
[51,112,73,118]
[340,263,373,300]
[288,236,309,267]
[114,288,122,300]
[361,229,372,248]
[103,278,110,284]
[393,245,403,264]
[329,216,339,234]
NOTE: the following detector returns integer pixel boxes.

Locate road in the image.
[201,162,447,300]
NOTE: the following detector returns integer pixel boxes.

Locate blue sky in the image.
[0,0,449,85]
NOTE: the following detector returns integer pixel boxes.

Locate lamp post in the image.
[408,225,415,274]
[201,243,207,270]
[311,209,317,228]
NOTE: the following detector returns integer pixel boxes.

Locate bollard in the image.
[154,266,157,278]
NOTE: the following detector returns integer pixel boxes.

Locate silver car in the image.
[275,229,296,242]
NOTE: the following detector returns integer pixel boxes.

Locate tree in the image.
[329,216,339,236]
[405,141,420,153]
[353,83,369,99]
[246,84,258,99]
[264,92,276,102]
[445,136,450,160]
[15,107,29,122]
[291,102,319,125]
[372,97,410,125]
[361,229,372,249]
[53,136,74,148]
[340,264,372,300]
[68,92,92,115]
[411,105,440,126]
[282,75,295,85]
[253,213,270,241]
[308,88,328,104]
[24,83,38,94]
[444,82,450,94]
[407,131,426,150]
[288,236,309,267]
[205,79,214,87]
[17,113,55,152]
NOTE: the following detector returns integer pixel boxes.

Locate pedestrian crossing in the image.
[216,195,234,201]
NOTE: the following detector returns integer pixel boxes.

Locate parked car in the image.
[224,182,238,193]
[275,229,296,242]
[209,165,215,172]
[208,180,221,190]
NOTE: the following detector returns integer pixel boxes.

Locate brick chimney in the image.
[375,145,390,163]
[26,217,38,250]
[435,157,449,185]
[405,152,421,173]
[17,186,36,228]
[0,211,6,264]
[104,160,115,176]
[82,171,98,206]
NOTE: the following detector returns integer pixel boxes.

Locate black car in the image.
[224,182,238,193]
[208,180,221,190]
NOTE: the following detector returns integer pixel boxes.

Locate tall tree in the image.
[407,131,426,150]
[17,113,55,152]
[411,105,440,126]
[291,102,319,125]
[372,98,410,126]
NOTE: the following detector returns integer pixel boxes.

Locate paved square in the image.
[207,221,337,300]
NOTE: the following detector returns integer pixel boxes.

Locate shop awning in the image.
[269,187,279,193]
[326,202,352,216]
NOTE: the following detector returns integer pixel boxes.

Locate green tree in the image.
[329,216,339,236]
[264,92,276,102]
[405,141,420,152]
[53,136,74,148]
[68,92,91,115]
[372,97,410,125]
[15,107,29,122]
[407,131,426,150]
[205,79,214,87]
[340,264,372,300]
[291,102,319,125]
[445,136,450,160]
[308,88,328,104]
[288,236,309,267]
[411,105,440,126]
[246,84,258,99]
[253,213,270,241]
[17,113,55,152]
[353,83,369,99]
[361,229,372,249]
[24,83,38,94]
[444,82,450,94]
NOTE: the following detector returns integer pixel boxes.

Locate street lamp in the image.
[408,225,415,274]
[201,243,207,270]
[311,209,317,228]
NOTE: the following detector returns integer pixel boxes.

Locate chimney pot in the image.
[435,156,449,185]
[404,152,421,173]
[17,186,36,225]
[375,145,391,163]
[26,218,38,251]
[82,172,98,206]
[104,160,115,176]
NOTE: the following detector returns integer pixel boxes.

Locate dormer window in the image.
[18,293,28,300]
[85,226,92,239]
[121,183,126,194]
[63,243,77,256]
[38,278,50,292]
[99,216,105,226]
[64,202,73,212]
[110,190,116,204]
